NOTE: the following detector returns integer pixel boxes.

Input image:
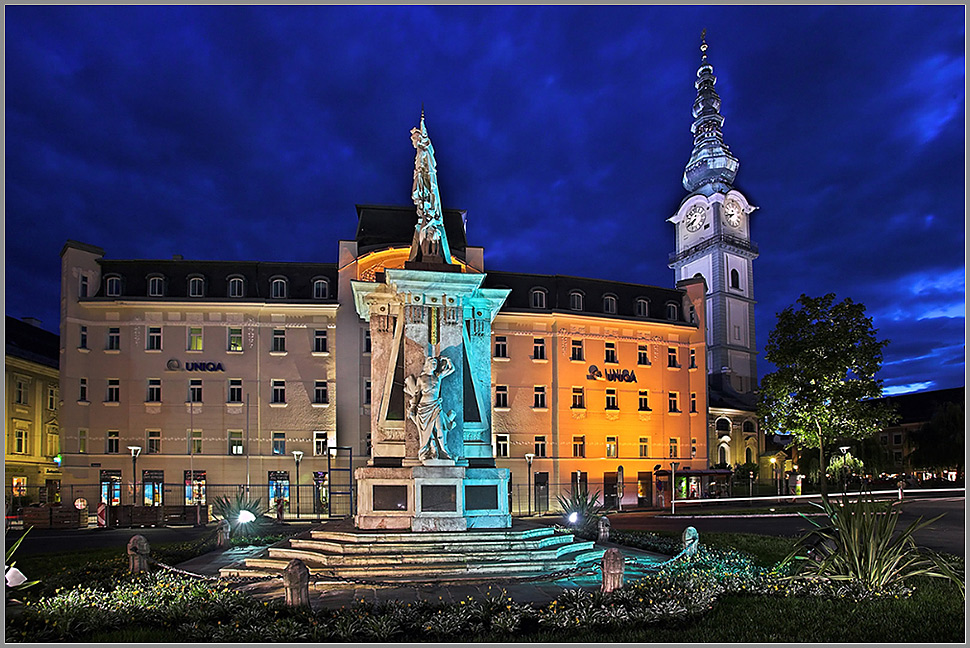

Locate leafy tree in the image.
[827,451,864,492]
[908,401,965,478]
[759,294,896,497]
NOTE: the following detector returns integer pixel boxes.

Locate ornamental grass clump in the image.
[211,492,273,538]
[781,495,965,598]
[556,486,605,536]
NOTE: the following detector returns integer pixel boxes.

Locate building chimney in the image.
[173,254,183,261]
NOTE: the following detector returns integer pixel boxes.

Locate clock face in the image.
[723,200,742,227]
[685,205,706,232]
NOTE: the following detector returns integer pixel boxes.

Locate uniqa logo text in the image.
[185,361,225,372]
[605,369,637,383]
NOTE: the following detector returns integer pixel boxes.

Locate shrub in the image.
[556,487,605,536]
[211,492,273,538]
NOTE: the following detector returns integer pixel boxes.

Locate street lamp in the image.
[616,465,624,513]
[524,453,535,517]
[770,457,778,495]
[292,450,304,519]
[128,446,142,506]
[670,461,680,515]
[839,446,850,493]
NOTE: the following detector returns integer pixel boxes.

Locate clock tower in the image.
[668,32,760,469]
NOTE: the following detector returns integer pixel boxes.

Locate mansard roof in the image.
[355,204,468,259]
[6,316,59,369]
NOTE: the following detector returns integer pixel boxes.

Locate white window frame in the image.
[494,385,509,409]
[228,379,243,404]
[228,327,243,353]
[571,387,585,409]
[606,436,618,458]
[530,288,547,309]
[605,341,618,364]
[495,434,509,458]
[228,276,245,298]
[639,437,650,458]
[146,379,161,403]
[106,429,120,454]
[636,298,649,318]
[603,294,617,314]
[271,379,286,404]
[271,278,287,299]
[572,435,586,458]
[188,276,205,298]
[312,278,329,300]
[314,431,328,456]
[605,388,618,411]
[493,335,508,358]
[105,275,121,297]
[532,337,545,360]
[569,291,584,311]
[147,326,163,351]
[188,379,203,403]
[188,327,203,352]
[147,429,161,454]
[533,385,547,409]
[534,435,547,458]
[148,275,165,297]
[272,329,286,353]
[570,339,584,361]
[313,380,329,404]
[228,430,244,455]
[313,329,328,353]
[106,379,120,403]
[106,327,121,351]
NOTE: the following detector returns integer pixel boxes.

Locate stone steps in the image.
[288,534,574,556]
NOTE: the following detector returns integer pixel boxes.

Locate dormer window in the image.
[530,288,547,309]
[105,275,121,297]
[228,276,245,298]
[148,275,165,297]
[635,298,649,318]
[569,291,584,311]
[188,276,205,298]
[602,294,617,315]
[271,278,288,299]
[666,302,679,321]
[312,278,329,300]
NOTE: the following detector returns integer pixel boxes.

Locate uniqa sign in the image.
[587,365,637,383]
[167,359,226,372]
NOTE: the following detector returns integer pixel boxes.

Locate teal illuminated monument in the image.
[351,113,511,531]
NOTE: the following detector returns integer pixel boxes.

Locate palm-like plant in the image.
[557,486,604,536]
[211,492,272,538]
[782,495,964,597]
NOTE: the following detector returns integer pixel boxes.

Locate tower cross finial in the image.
[700,28,708,62]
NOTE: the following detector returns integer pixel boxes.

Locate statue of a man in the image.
[405,355,456,461]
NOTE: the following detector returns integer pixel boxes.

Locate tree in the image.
[759,293,896,497]
[908,401,965,478]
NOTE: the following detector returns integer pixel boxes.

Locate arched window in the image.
[635,298,649,318]
[569,291,584,311]
[188,276,205,298]
[742,420,756,434]
[602,294,617,314]
[666,302,679,321]
[719,445,728,465]
[105,275,122,297]
[530,288,547,309]
[745,447,753,464]
[716,418,731,433]
[312,278,329,300]
[227,276,245,298]
[147,275,165,297]
[730,268,741,290]
[271,278,288,299]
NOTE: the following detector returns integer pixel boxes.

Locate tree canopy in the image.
[758,293,896,496]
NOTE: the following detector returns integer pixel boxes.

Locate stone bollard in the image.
[127,535,151,574]
[283,559,310,607]
[597,515,610,543]
[216,519,231,549]
[681,526,699,558]
[601,548,624,593]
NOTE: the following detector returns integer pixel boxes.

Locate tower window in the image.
[569,291,584,311]
[730,268,741,290]
[602,294,617,314]
[530,288,547,309]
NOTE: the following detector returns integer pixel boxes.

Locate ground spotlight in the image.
[568,512,579,525]
[238,510,256,524]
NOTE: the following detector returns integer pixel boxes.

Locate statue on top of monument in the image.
[405,355,456,461]
[409,110,452,264]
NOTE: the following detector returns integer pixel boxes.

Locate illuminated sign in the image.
[587,365,638,383]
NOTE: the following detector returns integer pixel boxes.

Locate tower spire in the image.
[408,111,452,264]
[683,30,738,194]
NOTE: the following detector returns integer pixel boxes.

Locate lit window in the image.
[147,327,162,351]
[188,327,203,351]
[272,329,286,353]
[533,386,547,409]
[148,276,165,297]
[669,438,678,458]
[188,379,203,403]
[271,278,287,298]
[147,429,161,454]
[271,380,286,404]
[79,378,88,402]
[493,336,508,358]
[313,278,329,299]
[78,429,87,453]
[689,348,697,369]
[605,388,618,411]
[228,430,244,455]
[105,276,121,297]
[106,379,120,403]
[605,341,618,364]
[494,385,509,409]
[314,330,329,353]
[79,325,88,349]
[314,431,328,456]
[228,328,243,352]
[639,437,649,458]
[638,390,651,411]
[667,347,679,368]
[106,327,120,351]
[228,277,245,298]
[106,430,120,454]
[668,392,680,413]
[571,387,585,409]
[636,298,649,318]
[603,294,617,314]
[228,379,243,403]
[533,338,545,360]
[189,429,202,454]
[572,435,586,458]
[638,344,649,365]
[530,288,547,309]
[146,379,161,403]
[188,277,205,297]
[569,291,584,311]
[534,435,547,458]
[314,381,329,404]
[495,434,509,457]
[570,339,584,361]
[666,303,679,321]
[690,392,697,413]
[606,436,618,458]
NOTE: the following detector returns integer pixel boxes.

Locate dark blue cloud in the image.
[5,5,964,395]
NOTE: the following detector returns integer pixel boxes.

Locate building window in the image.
[746,447,753,463]
[569,291,584,311]
[228,277,245,298]
[494,385,509,408]
[105,275,121,297]
[79,378,88,402]
[893,433,902,445]
[79,275,89,298]
[363,379,371,405]
[47,386,58,410]
[666,303,679,321]
[533,386,547,409]
[688,305,697,324]
[534,435,547,458]
[716,418,731,433]
[106,327,120,350]
[188,429,202,454]
[730,268,741,290]
[189,379,203,403]
[313,278,329,299]
[272,329,286,352]
[742,421,756,434]
[570,339,584,361]
[271,380,286,404]
[146,379,161,403]
[44,429,58,457]
[533,338,546,360]
[638,390,651,411]
[605,388,618,410]
[530,288,547,309]
[638,344,649,365]
[79,325,88,349]
[14,378,28,405]
[106,379,120,403]
[495,434,509,458]
[605,341,618,364]
[271,278,287,299]
[188,276,205,297]
[493,335,508,358]
[639,437,650,458]
[228,430,244,455]
[106,430,120,454]
[603,294,617,314]
[689,348,697,369]
[668,392,680,413]
[147,326,162,351]
[146,275,164,297]
[572,435,586,458]
[13,428,27,454]
[270,432,285,455]
[228,327,243,352]
[571,387,585,409]
[669,438,678,458]
[606,436,618,458]
[228,379,243,403]
[188,327,203,351]
[314,431,328,456]
[147,429,161,454]
[636,298,649,318]
[314,330,328,353]
[690,392,697,413]
[667,347,679,367]
[314,381,329,404]
[363,330,371,354]
[78,429,87,453]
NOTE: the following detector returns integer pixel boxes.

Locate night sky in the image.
[5,6,965,396]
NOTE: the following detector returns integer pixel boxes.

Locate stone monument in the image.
[352,113,511,531]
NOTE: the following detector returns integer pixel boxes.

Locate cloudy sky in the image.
[6,5,965,396]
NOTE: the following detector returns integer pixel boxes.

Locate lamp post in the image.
[616,465,624,513]
[670,461,680,515]
[128,446,141,506]
[524,453,535,517]
[770,457,778,495]
[839,445,850,493]
[292,450,304,519]
[749,469,754,499]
